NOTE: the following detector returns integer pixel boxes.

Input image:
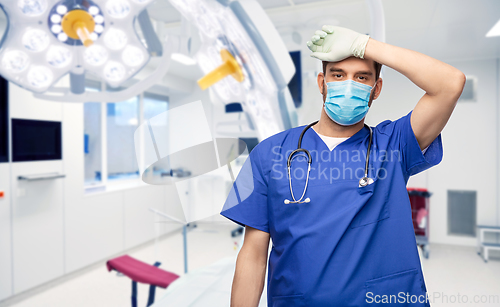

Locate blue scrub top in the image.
[221,111,442,306]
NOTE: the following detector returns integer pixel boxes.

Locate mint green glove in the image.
[306,25,370,62]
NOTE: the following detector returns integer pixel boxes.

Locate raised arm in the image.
[307,25,466,150]
[363,38,466,150]
[231,226,270,307]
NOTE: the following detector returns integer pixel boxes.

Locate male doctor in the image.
[220,25,465,306]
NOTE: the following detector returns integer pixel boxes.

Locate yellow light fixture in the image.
[61,9,95,47]
[197,49,244,90]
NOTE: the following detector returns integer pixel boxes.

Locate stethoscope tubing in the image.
[285,121,373,204]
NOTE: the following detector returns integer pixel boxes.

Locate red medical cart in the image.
[407,188,431,258]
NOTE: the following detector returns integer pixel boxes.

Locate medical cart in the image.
[476,225,500,262]
[407,188,431,258]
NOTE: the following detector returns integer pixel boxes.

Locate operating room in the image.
[0,0,500,306]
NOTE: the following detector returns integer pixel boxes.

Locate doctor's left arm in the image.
[220,144,271,306]
[231,226,270,307]
[363,38,466,150]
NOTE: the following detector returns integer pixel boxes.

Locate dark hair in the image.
[322,60,382,81]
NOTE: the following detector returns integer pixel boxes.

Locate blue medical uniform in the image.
[220,110,442,306]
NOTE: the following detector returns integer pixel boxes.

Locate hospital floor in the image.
[2,223,500,307]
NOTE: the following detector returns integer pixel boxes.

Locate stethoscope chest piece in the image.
[359,176,374,187]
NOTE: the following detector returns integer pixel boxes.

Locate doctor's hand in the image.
[307,25,370,62]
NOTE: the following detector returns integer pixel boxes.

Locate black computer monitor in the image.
[0,76,7,163]
[12,119,62,162]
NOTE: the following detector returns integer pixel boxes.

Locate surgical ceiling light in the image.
[171,52,196,65]
[486,19,500,37]
[0,0,174,102]
[169,0,298,140]
[197,49,243,90]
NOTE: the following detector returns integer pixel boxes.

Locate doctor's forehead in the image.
[326,58,375,74]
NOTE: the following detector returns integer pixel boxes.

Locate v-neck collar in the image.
[312,128,349,152]
[305,123,370,152]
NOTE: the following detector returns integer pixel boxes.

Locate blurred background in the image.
[0,0,499,306]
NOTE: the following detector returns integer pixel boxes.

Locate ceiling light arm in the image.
[365,0,385,43]
[137,9,163,56]
[365,0,385,78]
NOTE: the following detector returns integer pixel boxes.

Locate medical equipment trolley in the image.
[407,188,432,258]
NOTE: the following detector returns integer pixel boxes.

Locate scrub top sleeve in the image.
[396,110,444,179]
[220,144,269,233]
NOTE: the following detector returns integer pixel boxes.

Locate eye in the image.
[334,74,342,78]
[358,76,366,80]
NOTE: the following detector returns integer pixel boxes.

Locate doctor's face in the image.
[318,56,383,107]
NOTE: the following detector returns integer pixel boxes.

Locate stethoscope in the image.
[284,121,373,204]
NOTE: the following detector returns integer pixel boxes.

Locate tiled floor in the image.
[3,223,500,307]
[420,244,500,306]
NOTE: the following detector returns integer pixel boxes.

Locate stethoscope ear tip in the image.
[304,198,310,203]
[284,199,290,204]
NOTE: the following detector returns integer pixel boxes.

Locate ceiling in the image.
[0,0,498,90]
[148,0,500,63]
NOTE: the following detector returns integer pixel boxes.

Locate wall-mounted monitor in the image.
[12,119,62,162]
[0,76,7,163]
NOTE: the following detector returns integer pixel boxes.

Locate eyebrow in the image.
[328,68,373,75]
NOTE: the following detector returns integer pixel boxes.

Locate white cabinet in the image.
[11,161,64,294]
[8,82,65,294]
[65,192,125,273]
[124,186,166,249]
[0,164,12,300]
